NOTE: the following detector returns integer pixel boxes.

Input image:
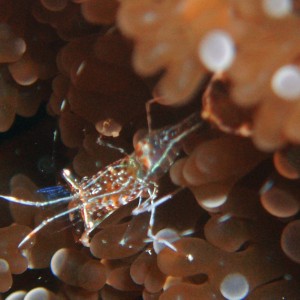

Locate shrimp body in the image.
[1,112,202,248]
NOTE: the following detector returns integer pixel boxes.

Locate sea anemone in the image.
[0,0,300,299]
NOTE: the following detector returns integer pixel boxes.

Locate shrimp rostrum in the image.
[1,112,203,249]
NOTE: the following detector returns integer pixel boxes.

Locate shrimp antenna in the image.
[18,204,80,249]
[0,194,73,207]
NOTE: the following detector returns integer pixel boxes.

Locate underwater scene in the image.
[0,1,300,299]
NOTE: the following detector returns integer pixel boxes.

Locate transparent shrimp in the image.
[0,107,203,249]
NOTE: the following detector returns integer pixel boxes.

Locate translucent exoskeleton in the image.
[1,103,203,249]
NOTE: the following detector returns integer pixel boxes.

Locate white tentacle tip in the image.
[199,30,235,72]
[263,0,293,18]
[271,64,300,100]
